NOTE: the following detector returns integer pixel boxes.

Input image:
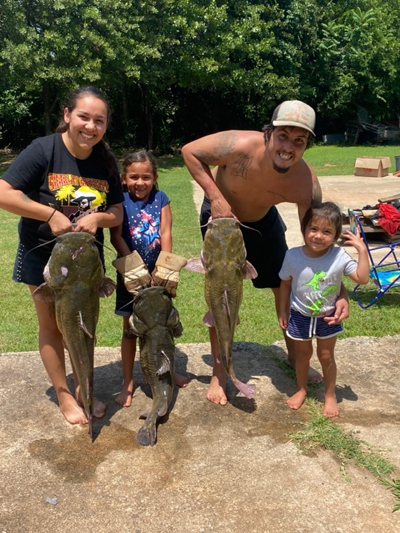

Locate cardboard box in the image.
[354,156,391,177]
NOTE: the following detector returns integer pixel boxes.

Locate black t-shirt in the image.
[2,133,123,258]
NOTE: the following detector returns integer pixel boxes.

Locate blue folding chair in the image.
[349,209,400,309]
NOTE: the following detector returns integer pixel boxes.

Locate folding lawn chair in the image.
[349,209,400,309]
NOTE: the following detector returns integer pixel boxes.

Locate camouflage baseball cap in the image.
[271,100,316,136]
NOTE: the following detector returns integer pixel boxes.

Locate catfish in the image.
[186,218,257,398]
[33,232,115,439]
[129,286,183,446]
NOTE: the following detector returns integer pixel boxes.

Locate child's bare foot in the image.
[207,371,227,405]
[287,389,307,410]
[174,372,188,388]
[322,395,339,418]
[92,398,106,418]
[115,381,134,407]
[75,387,106,418]
[59,392,88,425]
[307,367,323,383]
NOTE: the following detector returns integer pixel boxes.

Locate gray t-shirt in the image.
[279,246,357,317]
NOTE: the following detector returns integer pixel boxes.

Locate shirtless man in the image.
[181,100,349,405]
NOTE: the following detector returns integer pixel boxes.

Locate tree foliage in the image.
[0,0,399,149]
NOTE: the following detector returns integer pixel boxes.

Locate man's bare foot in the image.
[115,382,134,407]
[322,395,339,418]
[207,373,227,405]
[287,389,307,410]
[59,392,88,425]
[174,372,188,388]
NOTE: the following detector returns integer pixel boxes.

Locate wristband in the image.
[46,208,57,223]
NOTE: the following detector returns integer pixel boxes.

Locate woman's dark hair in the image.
[121,151,159,192]
[56,86,117,179]
[262,124,314,149]
[301,201,342,241]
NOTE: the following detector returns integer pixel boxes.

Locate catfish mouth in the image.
[208,217,239,227]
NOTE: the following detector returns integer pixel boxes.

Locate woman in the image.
[0,86,123,426]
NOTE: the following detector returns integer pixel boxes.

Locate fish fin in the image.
[168,307,183,337]
[129,314,148,337]
[243,261,258,280]
[172,321,183,338]
[78,311,94,339]
[157,350,171,375]
[99,276,116,298]
[185,257,206,274]
[157,400,168,417]
[202,311,215,327]
[232,378,256,399]
[32,283,55,303]
[136,424,157,446]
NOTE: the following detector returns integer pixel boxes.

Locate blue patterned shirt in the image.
[121,189,169,272]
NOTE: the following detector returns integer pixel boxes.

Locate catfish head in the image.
[129,286,183,338]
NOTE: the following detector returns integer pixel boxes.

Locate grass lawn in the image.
[1,145,400,353]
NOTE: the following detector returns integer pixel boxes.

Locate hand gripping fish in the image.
[129,286,183,446]
[186,218,258,399]
[33,233,116,440]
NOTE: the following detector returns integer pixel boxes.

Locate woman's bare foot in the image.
[322,395,339,418]
[207,369,227,405]
[115,381,134,407]
[59,391,88,425]
[174,372,188,388]
[287,389,307,410]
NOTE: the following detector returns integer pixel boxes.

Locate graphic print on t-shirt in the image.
[48,173,108,223]
[303,270,338,315]
[131,210,161,251]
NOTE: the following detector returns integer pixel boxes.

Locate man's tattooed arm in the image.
[192,131,238,168]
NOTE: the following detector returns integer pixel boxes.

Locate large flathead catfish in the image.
[34,232,115,439]
[186,218,257,399]
[129,286,183,446]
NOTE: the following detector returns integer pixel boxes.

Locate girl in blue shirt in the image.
[110,151,187,407]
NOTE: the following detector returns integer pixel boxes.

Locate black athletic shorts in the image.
[200,197,288,289]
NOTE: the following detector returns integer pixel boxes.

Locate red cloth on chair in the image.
[378,203,400,236]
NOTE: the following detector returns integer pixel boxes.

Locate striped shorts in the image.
[286,309,344,341]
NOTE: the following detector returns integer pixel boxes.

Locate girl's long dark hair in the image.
[56,86,117,180]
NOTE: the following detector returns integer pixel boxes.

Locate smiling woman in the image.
[61,94,109,159]
[0,85,124,428]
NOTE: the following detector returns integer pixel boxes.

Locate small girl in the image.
[110,150,187,407]
[278,201,369,417]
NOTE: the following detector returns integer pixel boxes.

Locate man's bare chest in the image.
[219,166,311,207]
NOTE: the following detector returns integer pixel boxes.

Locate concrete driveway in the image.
[1,173,400,533]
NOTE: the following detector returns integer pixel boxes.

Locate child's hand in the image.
[278,313,288,330]
[341,228,367,254]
